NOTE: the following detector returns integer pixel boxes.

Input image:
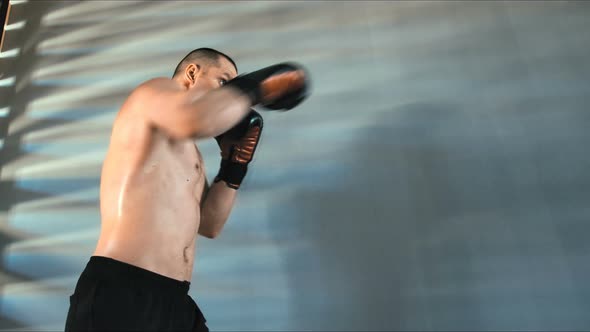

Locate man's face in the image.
[192,57,238,91]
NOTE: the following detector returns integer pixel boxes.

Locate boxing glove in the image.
[224,62,310,111]
[214,109,263,189]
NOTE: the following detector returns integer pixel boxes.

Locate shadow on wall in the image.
[0,1,56,329]
[273,96,590,330]
[0,1,174,329]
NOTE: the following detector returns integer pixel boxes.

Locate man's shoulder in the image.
[122,77,180,112]
[134,77,178,95]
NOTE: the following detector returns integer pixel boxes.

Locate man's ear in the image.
[185,63,201,87]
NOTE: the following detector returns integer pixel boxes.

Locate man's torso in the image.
[93,99,206,281]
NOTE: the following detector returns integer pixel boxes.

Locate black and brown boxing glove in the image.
[214,109,263,189]
[224,62,310,111]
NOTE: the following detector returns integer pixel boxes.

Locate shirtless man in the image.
[64,48,309,332]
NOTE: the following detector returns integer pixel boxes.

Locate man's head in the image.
[172,48,238,90]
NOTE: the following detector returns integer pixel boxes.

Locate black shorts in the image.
[65,256,208,332]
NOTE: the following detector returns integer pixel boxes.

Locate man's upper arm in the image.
[198,166,211,237]
[131,78,203,139]
[200,177,210,209]
[196,143,210,207]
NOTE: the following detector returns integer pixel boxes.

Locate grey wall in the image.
[0,1,589,330]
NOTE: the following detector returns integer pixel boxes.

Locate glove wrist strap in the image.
[214,159,248,190]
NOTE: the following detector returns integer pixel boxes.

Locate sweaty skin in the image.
[93,58,241,282]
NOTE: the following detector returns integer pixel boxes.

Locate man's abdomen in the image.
[96,132,204,282]
[95,183,200,281]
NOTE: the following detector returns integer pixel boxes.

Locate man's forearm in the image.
[199,181,237,238]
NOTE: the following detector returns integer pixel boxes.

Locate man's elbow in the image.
[199,226,221,239]
[203,231,220,239]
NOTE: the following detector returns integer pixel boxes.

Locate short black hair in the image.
[172,48,238,77]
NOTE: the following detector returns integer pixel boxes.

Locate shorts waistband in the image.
[79,256,190,297]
